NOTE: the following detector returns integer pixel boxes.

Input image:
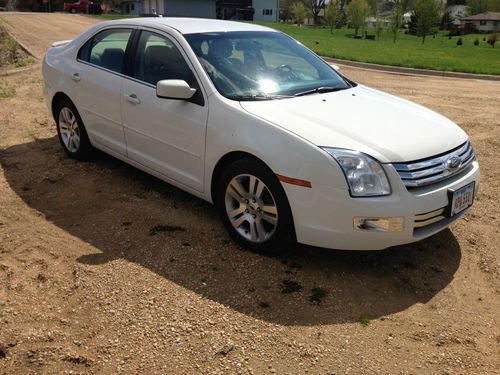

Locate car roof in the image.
[106,17,278,35]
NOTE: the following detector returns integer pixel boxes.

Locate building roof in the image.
[102,17,277,34]
[461,11,500,21]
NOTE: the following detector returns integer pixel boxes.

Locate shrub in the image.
[474,39,479,46]
[456,38,463,46]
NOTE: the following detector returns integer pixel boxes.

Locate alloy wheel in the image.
[224,174,278,243]
[58,107,81,153]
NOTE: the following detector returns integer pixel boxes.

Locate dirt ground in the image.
[0,13,499,375]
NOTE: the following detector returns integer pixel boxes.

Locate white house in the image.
[461,11,500,32]
[121,0,278,22]
[366,16,390,29]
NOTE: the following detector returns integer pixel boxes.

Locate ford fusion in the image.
[42,18,480,253]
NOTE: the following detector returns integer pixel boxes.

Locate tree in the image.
[347,0,370,36]
[441,10,456,29]
[389,1,403,43]
[375,17,385,40]
[279,0,296,22]
[324,0,341,33]
[466,0,500,15]
[291,2,309,25]
[367,0,378,15]
[414,0,442,44]
[466,0,489,14]
[303,0,326,24]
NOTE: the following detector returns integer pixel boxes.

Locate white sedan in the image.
[43,18,480,253]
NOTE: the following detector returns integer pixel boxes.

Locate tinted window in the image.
[132,31,197,87]
[78,28,132,74]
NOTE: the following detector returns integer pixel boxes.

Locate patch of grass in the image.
[254,23,500,75]
[359,316,371,326]
[149,225,186,235]
[0,23,34,70]
[15,58,35,68]
[0,87,15,100]
[309,287,327,304]
[280,279,303,294]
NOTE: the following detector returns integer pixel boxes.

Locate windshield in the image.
[184,31,352,100]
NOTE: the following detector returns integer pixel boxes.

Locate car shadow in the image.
[1,136,462,326]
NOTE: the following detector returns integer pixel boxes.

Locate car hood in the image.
[239,85,468,163]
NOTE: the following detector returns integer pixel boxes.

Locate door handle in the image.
[126,93,141,105]
[71,73,81,82]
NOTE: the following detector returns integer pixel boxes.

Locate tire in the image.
[55,98,94,161]
[70,8,77,13]
[215,158,296,254]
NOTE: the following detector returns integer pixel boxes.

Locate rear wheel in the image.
[216,158,296,254]
[55,98,93,160]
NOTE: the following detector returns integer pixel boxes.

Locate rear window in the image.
[77,28,132,74]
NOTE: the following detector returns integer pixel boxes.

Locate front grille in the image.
[393,141,475,188]
[414,207,446,228]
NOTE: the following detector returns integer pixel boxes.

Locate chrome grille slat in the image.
[393,142,470,172]
[392,142,475,188]
[414,207,447,228]
[414,215,446,228]
[415,208,445,221]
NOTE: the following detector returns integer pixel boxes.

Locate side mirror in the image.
[156,80,197,100]
[330,64,340,71]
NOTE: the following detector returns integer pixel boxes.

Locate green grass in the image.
[255,23,500,75]
[0,87,15,100]
[0,23,35,70]
[359,316,371,326]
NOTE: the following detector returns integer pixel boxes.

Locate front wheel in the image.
[216,158,296,254]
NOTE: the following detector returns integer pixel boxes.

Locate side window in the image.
[132,31,197,88]
[78,28,132,74]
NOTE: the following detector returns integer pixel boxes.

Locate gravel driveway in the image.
[0,12,499,375]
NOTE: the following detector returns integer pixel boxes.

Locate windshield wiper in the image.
[294,86,347,97]
[226,93,294,101]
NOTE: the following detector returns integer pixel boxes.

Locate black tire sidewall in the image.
[216,158,296,254]
[55,99,92,160]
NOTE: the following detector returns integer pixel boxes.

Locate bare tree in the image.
[390,1,403,43]
[303,0,326,24]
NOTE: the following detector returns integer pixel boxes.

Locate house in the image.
[365,16,390,29]
[461,11,500,32]
[121,0,279,22]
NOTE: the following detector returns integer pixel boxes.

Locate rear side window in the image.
[78,28,132,74]
[132,31,197,87]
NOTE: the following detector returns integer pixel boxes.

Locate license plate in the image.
[449,182,475,217]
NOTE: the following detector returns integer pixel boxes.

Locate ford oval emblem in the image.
[445,156,462,171]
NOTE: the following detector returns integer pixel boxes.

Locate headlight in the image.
[322,148,391,197]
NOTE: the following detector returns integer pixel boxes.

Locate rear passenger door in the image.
[120,30,208,192]
[74,27,133,156]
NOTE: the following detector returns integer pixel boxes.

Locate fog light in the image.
[354,217,404,232]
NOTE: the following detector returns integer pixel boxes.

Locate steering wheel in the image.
[275,64,298,81]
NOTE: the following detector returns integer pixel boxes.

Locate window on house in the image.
[131,3,135,10]
[263,9,272,16]
[479,20,487,25]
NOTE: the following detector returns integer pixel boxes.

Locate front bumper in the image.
[283,161,480,250]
